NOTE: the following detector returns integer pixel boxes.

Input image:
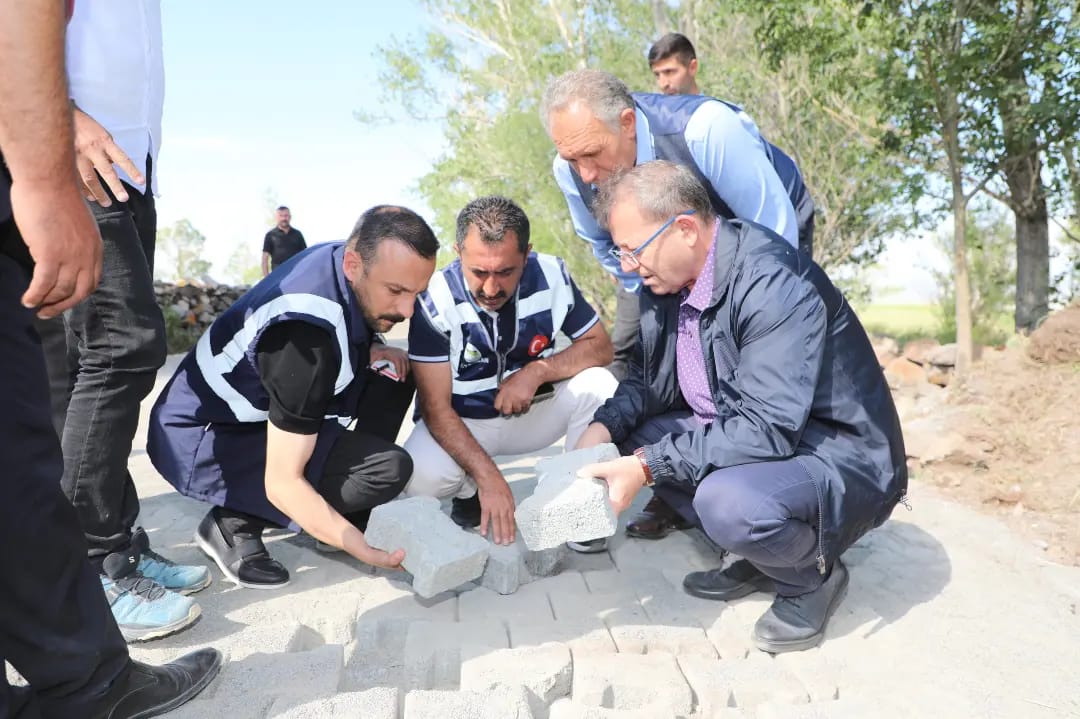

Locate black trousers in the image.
[0,225,129,719]
[35,160,164,566]
[217,372,416,536]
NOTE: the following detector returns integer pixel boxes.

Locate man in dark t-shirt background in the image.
[261,205,307,275]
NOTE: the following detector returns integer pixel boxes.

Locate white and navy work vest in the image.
[147,242,372,527]
[408,252,599,419]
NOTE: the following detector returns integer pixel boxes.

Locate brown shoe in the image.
[626,494,693,539]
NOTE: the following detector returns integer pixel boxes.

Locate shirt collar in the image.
[683,220,720,311]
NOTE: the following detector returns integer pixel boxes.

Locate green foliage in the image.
[224,244,262,286]
[162,306,202,354]
[156,219,212,282]
[932,204,1016,345]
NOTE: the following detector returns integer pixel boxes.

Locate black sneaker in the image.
[450,493,482,529]
[92,648,222,719]
[194,510,289,589]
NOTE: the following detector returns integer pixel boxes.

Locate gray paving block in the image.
[404,686,534,718]
[366,496,490,598]
[516,445,620,551]
[481,534,567,595]
[572,652,693,716]
[607,621,718,658]
[461,642,572,712]
[548,699,661,718]
[403,620,508,690]
[678,654,809,714]
[271,687,398,718]
[458,584,554,622]
[508,617,617,655]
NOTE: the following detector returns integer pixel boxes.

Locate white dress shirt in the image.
[66,0,164,195]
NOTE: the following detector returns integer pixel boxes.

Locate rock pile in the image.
[154,280,249,332]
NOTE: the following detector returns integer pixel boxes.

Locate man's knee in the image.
[567,366,619,403]
[692,472,759,554]
[401,435,467,499]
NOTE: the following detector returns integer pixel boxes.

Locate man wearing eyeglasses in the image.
[403,196,618,546]
[541,68,815,548]
[574,161,905,654]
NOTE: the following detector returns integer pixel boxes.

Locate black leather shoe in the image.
[195,510,289,589]
[93,648,222,719]
[626,494,694,539]
[450,493,482,529]
[754,561,849,654]
[683,559,776,601]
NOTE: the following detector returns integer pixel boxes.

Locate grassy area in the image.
[855,303,944,343]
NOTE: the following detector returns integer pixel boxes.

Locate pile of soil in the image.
[918,319,1080,566]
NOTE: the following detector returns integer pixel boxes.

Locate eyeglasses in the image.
[608,210,695,269]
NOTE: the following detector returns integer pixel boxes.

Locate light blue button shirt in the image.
[553,101,799,293]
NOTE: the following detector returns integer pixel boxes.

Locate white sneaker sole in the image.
[194,530,290,590]
[121,602,202,643]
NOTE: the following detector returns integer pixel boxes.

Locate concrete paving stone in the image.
[549,586,645,624]
[774,649,844,702]
[404,686,534,718]
[562,547,617,573]
[481,537,571,595]
[365,497,490,598]
[547,699,665,719]
[608,530,720,574]
[461,642,572,712]
[703,616,753,660]
[534,443,621,479]
[678,654,809,714]
[508,617,618,655]
[620,568,727,627]
[578,567,627,594]
[458,584,555,622]
[270,687,398,718]
[164,693,272,719]
[572,652,693,716]
[517,446,620,551]
[210,645,344,708]
[607,620,717,658]
[403,619,509,690]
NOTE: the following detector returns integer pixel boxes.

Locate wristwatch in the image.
[633,447,654,487]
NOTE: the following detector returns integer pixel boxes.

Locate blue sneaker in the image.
[100,560,201,643]
[131,527,211,595]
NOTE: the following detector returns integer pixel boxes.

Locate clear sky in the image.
[157,1,444,281]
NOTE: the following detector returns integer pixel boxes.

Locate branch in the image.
[443,11,512,59]
[1051,215,1080,244]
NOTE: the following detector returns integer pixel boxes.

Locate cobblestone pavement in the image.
[116,356,1080,718]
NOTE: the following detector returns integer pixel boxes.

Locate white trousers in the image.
[402,366,619,499]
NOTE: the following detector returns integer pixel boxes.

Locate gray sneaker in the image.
[566,537,608,553]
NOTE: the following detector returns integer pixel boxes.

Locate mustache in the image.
[476,290,506,301]
[378,313,406,323]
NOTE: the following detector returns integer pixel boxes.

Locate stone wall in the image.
[154,280,249,333]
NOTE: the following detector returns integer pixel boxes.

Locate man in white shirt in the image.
[36,0,211,643]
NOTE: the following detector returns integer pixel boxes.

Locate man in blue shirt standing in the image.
[404,196,618,545]
[541,68,815,547]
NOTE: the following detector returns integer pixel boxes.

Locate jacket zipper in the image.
[796,460,828,575]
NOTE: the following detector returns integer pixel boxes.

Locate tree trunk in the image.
[941,94,974,375]
[999,64,1050,332]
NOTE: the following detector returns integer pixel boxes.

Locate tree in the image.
[156,219,212,282]
[224,244,262,286]
[366,0,911,315]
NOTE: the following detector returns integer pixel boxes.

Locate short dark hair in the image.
[454,196,530,255]
[648,33,697,67]
[276,205,290,212]
[347,205,439,266]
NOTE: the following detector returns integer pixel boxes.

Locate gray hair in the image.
[540,69,634,134]
[594,160,716,230]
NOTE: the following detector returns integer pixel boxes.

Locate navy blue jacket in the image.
[593,219,906,565]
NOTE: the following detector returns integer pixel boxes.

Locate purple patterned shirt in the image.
[677,223,719,424]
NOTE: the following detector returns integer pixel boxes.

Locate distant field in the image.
[854,303,942,342]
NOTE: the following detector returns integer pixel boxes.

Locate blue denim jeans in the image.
[37,160,166,565]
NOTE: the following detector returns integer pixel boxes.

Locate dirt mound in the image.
[1027,303,1080,364]
[919,345,1080,565]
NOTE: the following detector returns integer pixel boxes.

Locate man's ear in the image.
[619,107,636,136]
[677,215,700,247]
[343,246,364,282]
[688,58,699,77]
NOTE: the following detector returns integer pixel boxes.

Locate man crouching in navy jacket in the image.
[574,160,907,654]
